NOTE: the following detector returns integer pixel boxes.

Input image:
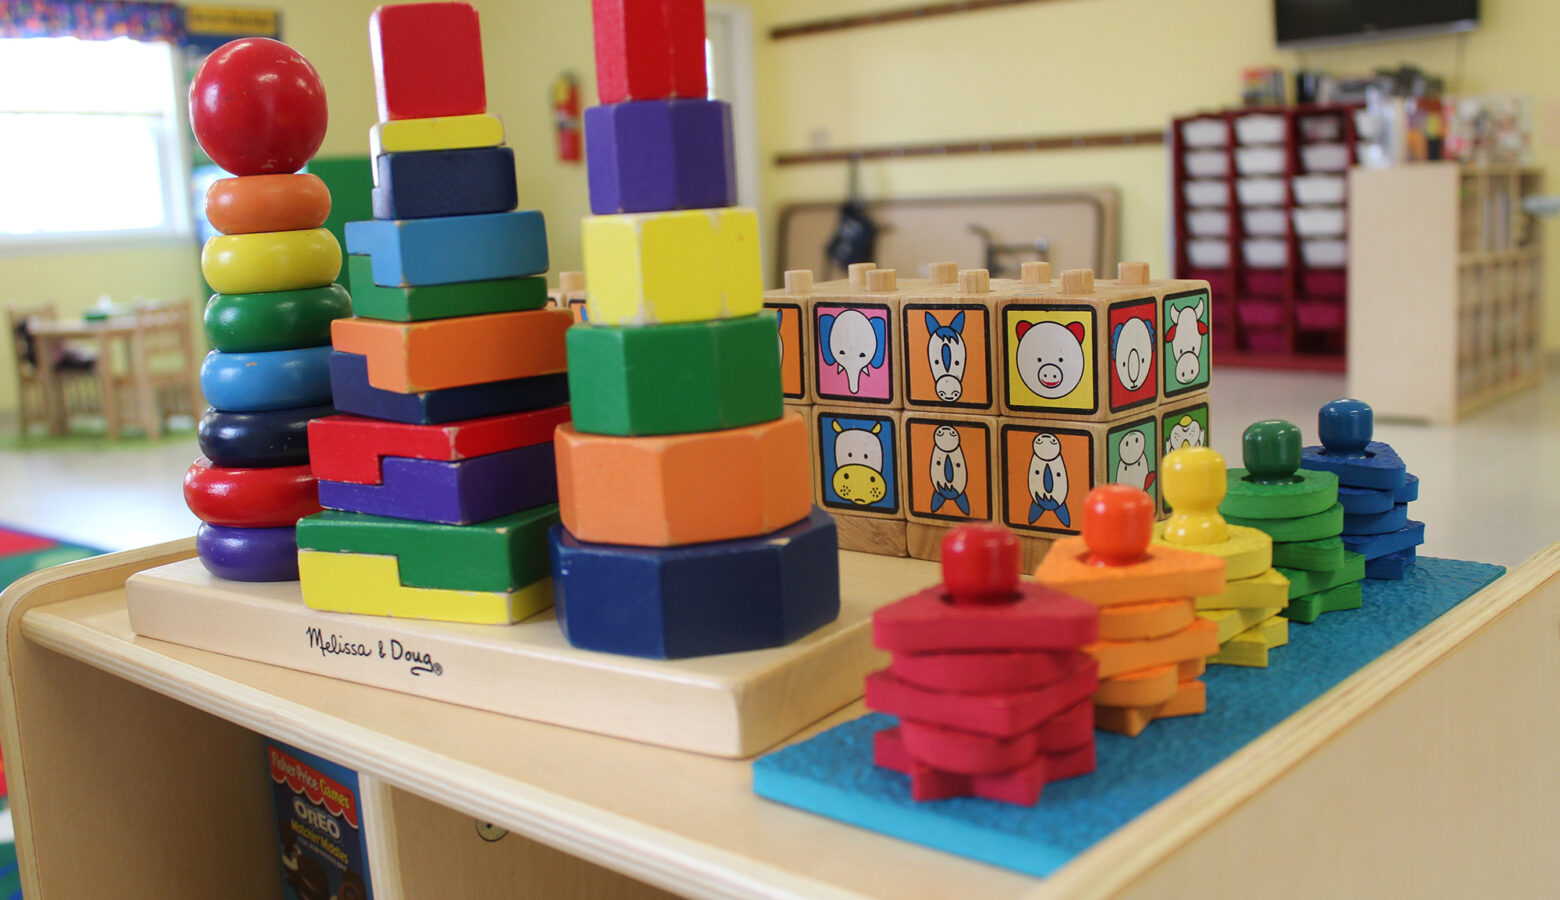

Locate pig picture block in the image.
[995,413,1162,539]
[813,406,904,521]
[902,412,998,528]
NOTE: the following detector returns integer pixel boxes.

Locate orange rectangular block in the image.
[1095,677,1207,736]
[331,307,572,393]
[555,413,813,546]
[1085,617,1219,679]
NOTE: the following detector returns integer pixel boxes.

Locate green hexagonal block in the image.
[566,312,784,436]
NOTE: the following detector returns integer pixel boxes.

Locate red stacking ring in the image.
[184,457,322,527]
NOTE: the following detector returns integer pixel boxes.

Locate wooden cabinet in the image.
[1172,105,1360,370]
[1347,163,1543,423]
[3,541,1560,897]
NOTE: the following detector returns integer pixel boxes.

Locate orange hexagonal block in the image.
[555,412,812,546]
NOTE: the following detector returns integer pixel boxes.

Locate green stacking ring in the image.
[204,283,352,352]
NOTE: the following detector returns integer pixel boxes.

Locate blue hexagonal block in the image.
[550,506,840,659]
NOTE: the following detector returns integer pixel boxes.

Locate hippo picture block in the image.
[995,413,1163,539]
[812,407,904,521]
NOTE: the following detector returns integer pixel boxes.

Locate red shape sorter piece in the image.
[370,2,486,121]
[592,0,706,104]
[308,406,571,486]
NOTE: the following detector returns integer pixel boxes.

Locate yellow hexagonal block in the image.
[582,207,761,325]
[201,228,342,294]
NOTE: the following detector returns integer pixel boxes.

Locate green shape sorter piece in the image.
[1276,551,1366,601]
[1272,535,1345,572]
[1221,466,1339,520]
[1227,502,1344,543]
[1283,581,1364,624]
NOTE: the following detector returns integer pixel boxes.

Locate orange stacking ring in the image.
[206,173,331,235]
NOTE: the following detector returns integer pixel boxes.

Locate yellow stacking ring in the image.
[201,227,342,294]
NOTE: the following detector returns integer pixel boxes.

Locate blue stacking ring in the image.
[198,403,333,468]
[201,346,334,412]
[196,523,300,582]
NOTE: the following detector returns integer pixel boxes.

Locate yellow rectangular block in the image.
[370,113,506,155]
[299,550,552,625]
[583,208,762,325]
[1201,605,1283,644]
[1209,614,1290,667]
[1195,567,1290,610]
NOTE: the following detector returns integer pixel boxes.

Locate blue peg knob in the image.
[1318,398,1372,457]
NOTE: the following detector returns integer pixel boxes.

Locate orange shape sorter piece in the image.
[1085,617,1219,679]
[1093,663,1179,708]
[1095,677,1207,737]
[1097,597,1197,641]
[555,413,812,546]
[330,307,572,393]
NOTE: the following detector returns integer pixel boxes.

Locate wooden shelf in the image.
[4,541,1560,897]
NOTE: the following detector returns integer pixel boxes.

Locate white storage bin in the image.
[1242,208,1288,236]
[1302,238,1347,267]
[1293,206,1346,237]
[1243,238,1289,268]
[1184,150,1227,178]
[1298,116,1342,142]
[1301,143,1350,171]
[1237,177,1287,206]
[1235,146,1286,176]
[1183,179,1227,207]
[1186,210,1229,237]
[1187,239,1230,268]
[1180,118,1226,147]
[1235,114,1286,145]
[1292,174,1346,205]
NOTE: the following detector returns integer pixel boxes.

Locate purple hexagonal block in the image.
[585,98,736,215]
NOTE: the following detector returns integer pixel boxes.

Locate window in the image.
[0,36,190,243]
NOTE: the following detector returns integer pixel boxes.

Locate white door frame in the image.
[706,2,761,213]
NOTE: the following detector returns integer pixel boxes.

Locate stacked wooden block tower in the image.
[185,38,341,582]
[1302,399,1425,580]
[546,0,840,659]
[294,2,573,624]
[766,261,1214,567]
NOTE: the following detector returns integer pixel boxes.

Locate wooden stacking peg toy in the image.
[1301,398,1405,490]
[867,523,1100,805]
[1222,420,1339,520]
[1302,399,1423,577]
[1154,447,1272,580]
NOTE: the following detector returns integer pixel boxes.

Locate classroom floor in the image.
[0,366,1553,568]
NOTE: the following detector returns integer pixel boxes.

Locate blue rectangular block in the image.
[318,443,558,525]
[1341,520,1425,561]
[329,351,569,425]
[1341,502,1408,536]
[585,98,736,215]
[1365,547,1416,579]
[345,210,548,286]
[372,146,518,220]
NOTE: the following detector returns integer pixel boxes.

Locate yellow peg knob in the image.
[1162,446,1228,545]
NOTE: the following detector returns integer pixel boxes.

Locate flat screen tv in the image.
[1275,0,1478,49]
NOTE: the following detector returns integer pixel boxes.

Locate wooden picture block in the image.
[900,272,998,413]
[582,208,761,325]
[765,270,815,402]
[812,406,904,521]
[905,521,1050,571]
[902,411,998,528]
[1160,396,1211,514]
[370,2,487,121]
[799,270,923,408]
[330,307,572,394]
[994,413,1163,539]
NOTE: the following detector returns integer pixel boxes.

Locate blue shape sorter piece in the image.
[550,507,839,659]
[1366,547,1416,579]
[1396,473,1419,502]
[1336,483,1393,515]
[372,146,518,220]
[318,443,558,526]
[201,347,334,413]
[345,210,547,287]
[1341,520,1426,561]
[1342,502,1408,536]
[752,556,1503,878]
[1300,398,1406,490]
[329,351,568,425]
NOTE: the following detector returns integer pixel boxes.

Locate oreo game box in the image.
[267,740,374,900]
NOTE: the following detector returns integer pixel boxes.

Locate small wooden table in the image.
[29,315,176,440]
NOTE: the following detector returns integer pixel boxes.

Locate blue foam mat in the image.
[753,556,1504,878]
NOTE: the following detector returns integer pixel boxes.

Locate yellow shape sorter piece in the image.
[1195,568,1290,610]
[582,207,761,325]
[1152,446,1273,580]
[1201,605,1284,644]
[1208,615,1289,667]
[299,550,552,625]
[371,113,505,156]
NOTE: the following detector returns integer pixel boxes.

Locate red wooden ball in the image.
[1082,484,1154,566]
[940,523,1019,605]
[189,38,328,176]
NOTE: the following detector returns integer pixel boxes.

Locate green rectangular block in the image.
[1271,535,1345,572]
[347,255,549,321]
[565,312,784,436]
[1275,551,1365,601]
[1282,581,1364,624]
[295,505,559,592]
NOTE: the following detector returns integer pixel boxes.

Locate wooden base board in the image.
[834,514,907,556]
[906,522,1052,572]
[124,552,940,758]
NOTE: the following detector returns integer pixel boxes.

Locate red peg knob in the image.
[940,524,1020,606]
[1083,484,1153,567]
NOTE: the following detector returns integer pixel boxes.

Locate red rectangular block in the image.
[308,406,571,485]
[592,0,706,104]
[371,2,486,121]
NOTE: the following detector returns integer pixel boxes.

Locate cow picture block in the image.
[813,406,903,520]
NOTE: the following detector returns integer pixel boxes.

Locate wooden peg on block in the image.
[865,268,898,292]
[957,268,990,294]
[848,262,877,289]
[1221,419,1340,520]
[1059,268,1094,294]
[1117,261,1150,286]
[1021,261,1051,285]
[783,269,814,294]
[928,261,958,285]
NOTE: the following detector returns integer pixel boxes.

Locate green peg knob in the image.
[1243,419,1302,485]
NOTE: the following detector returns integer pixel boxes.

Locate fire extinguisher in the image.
[552,72,581,163]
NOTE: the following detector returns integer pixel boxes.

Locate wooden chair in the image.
[108,298,202,441]
[5,303,102,439]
